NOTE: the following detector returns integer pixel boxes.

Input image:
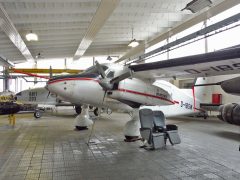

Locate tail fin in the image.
[193,77,208,102]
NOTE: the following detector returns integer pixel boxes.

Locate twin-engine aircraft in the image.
[46,45,240,139]
[15,87,132,118]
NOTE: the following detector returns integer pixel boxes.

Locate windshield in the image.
[84,64,108,74]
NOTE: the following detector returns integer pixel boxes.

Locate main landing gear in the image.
[75,105,99,116]
[74,105,93,130]
[34,108,45,118]
[123,109,141,142]
[75,105,82,114]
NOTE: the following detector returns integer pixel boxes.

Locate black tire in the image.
[75,106,82,114]
[34,111,42,118]
[94,108,99,116]
[75,126,88,130]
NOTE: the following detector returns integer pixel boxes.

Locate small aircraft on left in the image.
[0,91,22,125]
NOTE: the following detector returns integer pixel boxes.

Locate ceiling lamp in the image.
[26,31,38,41]
[181,0,212,13]
[106,55,112,61]
[128,39,139,48]
[128,27,139,48]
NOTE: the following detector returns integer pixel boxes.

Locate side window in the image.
[106,71,114,78]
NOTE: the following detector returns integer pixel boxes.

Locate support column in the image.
[33,61,37,85]
[3,66,9,91]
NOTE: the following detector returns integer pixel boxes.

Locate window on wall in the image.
[169,38,205,59]
[207,4,240,52]
[145,40,168,63]
[141,4,240,63]
[145,22,206,62]
[168,22,205,58]
[169,22,204,43]
[207,4,240,26]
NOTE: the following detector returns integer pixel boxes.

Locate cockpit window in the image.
[84,65,108,74]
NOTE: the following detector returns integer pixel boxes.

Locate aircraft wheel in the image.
[75,106,82,114]
[75,126,88,130]
[34,111,42,118]
[93,108,99,116]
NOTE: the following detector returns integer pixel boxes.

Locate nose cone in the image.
[46,77,61,95]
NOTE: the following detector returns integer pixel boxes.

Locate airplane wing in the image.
[129,45,240,80]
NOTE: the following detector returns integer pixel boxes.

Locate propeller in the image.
[47,91,51,98]
[95,61,106,78]
[95,61,113,91]
[94,61,132,104]
[95,61,113,105]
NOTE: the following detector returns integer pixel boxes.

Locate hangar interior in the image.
[0,0,240,180]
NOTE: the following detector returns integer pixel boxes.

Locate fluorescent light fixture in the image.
[106,55,112,61]
[128,39,139,48]
[182,0,212,13]
[26,31,38,41]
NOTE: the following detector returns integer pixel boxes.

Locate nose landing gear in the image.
[75,105,93,130]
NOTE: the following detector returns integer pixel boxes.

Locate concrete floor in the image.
[0,109,239,180]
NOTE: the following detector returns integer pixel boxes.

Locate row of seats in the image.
[139,109,181,149]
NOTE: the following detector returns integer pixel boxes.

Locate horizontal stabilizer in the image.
[200,103,221,111]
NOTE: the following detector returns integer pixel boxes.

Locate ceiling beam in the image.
[73,0,120,60]
[117,0,239,63]
[0,4,34,62]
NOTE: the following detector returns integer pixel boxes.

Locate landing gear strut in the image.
[74,105,93,130]
[93,108,99,116]
[123,109,141,142]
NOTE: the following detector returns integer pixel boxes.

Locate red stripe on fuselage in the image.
[194,107,205,112]
[47,77,99,85]
[47,77,176,105]
[173,100,179,104]
[117,88,175,104]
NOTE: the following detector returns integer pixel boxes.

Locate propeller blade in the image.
[47,91,51,98]
[102,90,107,104]
[95,61,106,78]
[110,70,132,84]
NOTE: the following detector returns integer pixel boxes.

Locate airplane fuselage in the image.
[46,64,203,117]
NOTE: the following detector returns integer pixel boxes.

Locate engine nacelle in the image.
[218,103,240,126]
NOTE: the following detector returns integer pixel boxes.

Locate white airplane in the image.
[46,46,240,140]
[15,87,132,118]
[195,75,240,126]
[15,87,74,118]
